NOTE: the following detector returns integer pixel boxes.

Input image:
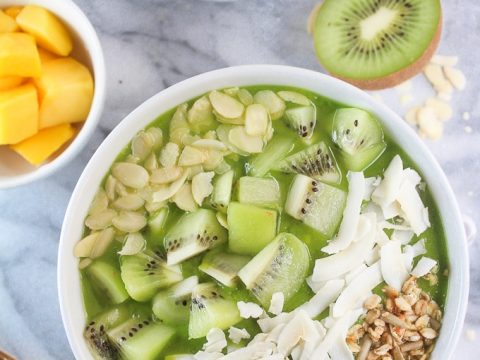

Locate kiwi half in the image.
[313,0,442,89]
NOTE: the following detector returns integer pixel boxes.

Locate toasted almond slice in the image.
[209,90,245,119]
[228,126,264,153]
[144,153,159,171]
[192,139,227,151]
[131,131,154,161]
[159,142,180,168]
[425,98,453,121]
[192,171,215,206]
[424,64,452,93]
[238,88,254,106]
[115,181,129,197]
[418,107,443,140]
[431,55,458,67]
[74,233,99,258]
[444,66,466,90]
[277,91,310,106]
[146,127,163,149]
[112,162,149,189]
[90,227,116,259]
[203,150,224,171]
[253,90,286,120]
[105,175,117,201]
[88,189,109,216]
[112,211,147,233]
[150,166,183,184]
[118,232,146,255]
[152,169,189,202]
[244,104,270,136]
[85,209,117,230]
[178,145,205,166]
[113,194,145,211]
[172,182,197,212]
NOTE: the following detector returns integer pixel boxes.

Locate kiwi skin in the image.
[312,7,442,90]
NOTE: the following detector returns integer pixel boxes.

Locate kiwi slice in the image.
[283,105,316,140]
[107,318,175,360]
[209,170,234,213]
[199,251,251,287]
[84,305,130,360]
[237,233,310,308]
[285,174,347,237]
[147,207,169,238]
[152,276,198,324]
[313,0,442,89]
[332,108,386,171]
[248,134,294,177]
[86,261,130,305]
[237,176,281,208]
[227,202,278,255]
[120,250,183,302]
[164,209,227,265]
[273,142,341,184]
[188,283,241,339]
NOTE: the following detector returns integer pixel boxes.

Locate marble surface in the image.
[0,0,479,358]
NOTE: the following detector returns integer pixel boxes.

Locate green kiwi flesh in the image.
[227,202,278,255]
[313,0,442,83]
[209,170,234,213]
[87,261,130,305]
[237,176,281,208]
[248,135,294,177]
[164,209,227,265]
[188,283,241,339]
[332,108,386,171]
[283,105,316,140]
[120,250,183,302]
[199,251,251,287]
[273,142,341,184]
[237,233,310,307]
[147,207,169,238]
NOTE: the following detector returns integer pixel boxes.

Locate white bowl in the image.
[58,65,469,360]
[0,0,105,189]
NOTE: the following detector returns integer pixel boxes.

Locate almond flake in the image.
[113,194,145,211]
[112,211,147,233]
[431,55,458,67]
[245,104,270,136]
[85,209,116,230]
[192,139,227,151]
[191,172,214,206]
[178,146,205,167]
[418,107,443,140]
[209,90,245,119]
[150,167,183,184]
[118,232,145,255]
[74,233,99,258]
[425,98,453,122]
[228,126,264,153]
[444,66,466,90]
[172,183,197,212]
[112,162,149,189]
[253,90,286,120]
[159,142,180,168]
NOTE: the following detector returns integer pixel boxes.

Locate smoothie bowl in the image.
[58,65,468,360]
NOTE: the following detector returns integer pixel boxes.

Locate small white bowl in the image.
[58,65,469,360]
[0,0,105,189]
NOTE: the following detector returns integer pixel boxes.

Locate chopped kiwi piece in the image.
[332,108,386,171]
[188,283,241,339]
[210,170,234,212]
[199,252,251,287]
[84,305,130,360]
[152,276,198,324]
[313,0,442,89]
[237,176,281,208]
[164,209,227,265]
[283,105,316,140]
[227,202,278,255]
[273,142,341,184]
[148,207,169,237]
[248,135,294,176]
[87,261,130,305]
[238,233,310,307]
[285,174,347,237]
[120,250,183,302]
[108,318,175,360]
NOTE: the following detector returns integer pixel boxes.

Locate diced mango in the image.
[4,6,23,19]
[16,5,73,56]
[38,47,58,64]
[0,76,24,91]
[34,57,94,129]
[10,123,75,165]
[0,83,39,145]
[0,33,41,77]
[0,10,19,33]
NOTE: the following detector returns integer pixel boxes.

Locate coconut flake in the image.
[118,232,145,255]
[372,155,403,209]
[277,311,320,356]
[411,238,427,257]
[397,178,430,235]
[391,229,414,245]
[344,264,368,285]
[268,292,284,315]
[332,262,383,318]
[203,328,227,353]
[313,213,376,282]
[365,244,381,266]
[298,279,345,319]
[411,257,437,277]
[238,301,264,319]
[380,240,410,292]
[228,327,251,344]
[194,351,223,360]
[223,341,275,360]
[364,176,380,201]
[191,172,215,206]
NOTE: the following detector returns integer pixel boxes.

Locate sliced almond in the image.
[74,233,99,257]
[146,127,163,149]
[192,139,227,151]
[152,169,189,202]
[159,142,180,168]
[405,106,420,125]
[118,232,146,256]
[186,165,204,180]
[277,90,310,106]
[90,227,115,258]
[245,104,270,136]
[209,90,245,119]
[181,134,201,146]
[113,194,145,211]
[238,88,254,106]
[172,182,197,212]
[431,55,458,67]
[169,104,191,145]
[228,126,264,153]
[187,95,214,129]
[253,90,286,120]
[424,64,452,93]
[78,258,93,269]
[425,98,452,122]
[144,152,159,171]
[418,107,443,140]
[85,209,116,230]
[444,66,466,90]
[105,175,117,201]
[178,145,205,166]
[112,162,149,189]
[203,150,224,171]
[191,171,215,206]
[131,131,154,161]
[88,189,109,216]
[115,181,129,197]
[150,167,183,184]
[112,211,147,233]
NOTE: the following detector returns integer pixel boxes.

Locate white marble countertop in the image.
[0,0,478,358]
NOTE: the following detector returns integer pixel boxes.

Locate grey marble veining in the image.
[0,0,479,358]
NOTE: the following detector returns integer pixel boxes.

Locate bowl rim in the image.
[58,65,469,360]
[0,0,106,189]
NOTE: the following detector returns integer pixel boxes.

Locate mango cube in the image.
[0,84,39,145]
[16,5,73,56]
[4,6,23,19]
[38,47,58,64]
[34,57,94,129]
[0,76,24,91]
[10,123,75,165]
[0,10,19,33]
[0,33,41,77]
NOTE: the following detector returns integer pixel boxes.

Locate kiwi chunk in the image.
[210,170,234,213]
[108,318,175,360]
[285,174,347,237]
[120,250,183,302]
[313,0,442,89]
[147,207,169,238]
[188,283,241,339]
[238,233,310,307]
[248,135,294,176]
[237,176,281,208]
[227,202,278,255]
[152,276,198,324]
[84,305,130,360]
[283,105,316,140]
[164,209,227,265]
[199,251,251,287]
[332,108,386,171]
[273,142,341,184]
[87,261,130,305]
